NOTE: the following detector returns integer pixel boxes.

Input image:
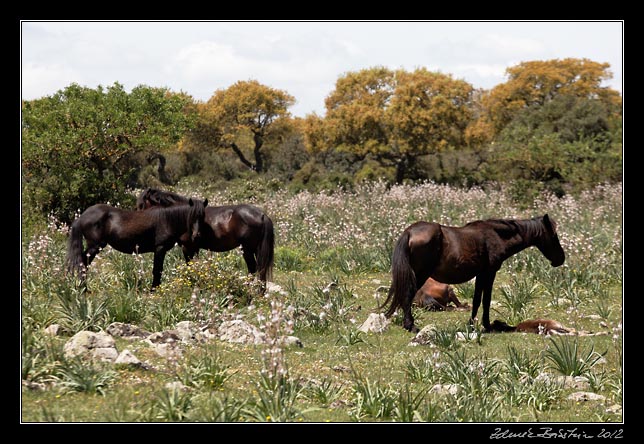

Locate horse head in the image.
[136,188,153,210]
[537,214,565,267]
[188,198,208,242]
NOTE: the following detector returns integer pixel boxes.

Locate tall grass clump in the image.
[544,336,606,377]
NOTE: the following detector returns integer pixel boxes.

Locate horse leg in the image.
[481,272,497,332]
[242,247,258,275]
[469,276,486,327]
[151,247,167,289]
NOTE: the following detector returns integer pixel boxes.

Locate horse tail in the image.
[66,218,85,276]
[257,213,275,282]
[380,230,416,318]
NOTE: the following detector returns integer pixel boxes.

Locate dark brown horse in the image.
[137,188,274,282]
[66,198,208,288]
[381,215,565,332]
[413,278,468,311]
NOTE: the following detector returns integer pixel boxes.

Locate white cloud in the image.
[21,62,83,100]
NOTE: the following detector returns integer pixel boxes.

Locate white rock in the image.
[567,391,606,402]
[358,313,389,333]
[409,325,437,346]
[114,349,142,367]
[430,384,461,396]
[218,320,265,345]
[63,331,118,363]
[43,324,62,336]
[106,322,151,339]
[455,331,478,342]
[606,404,622,415]
[280,335,303,348]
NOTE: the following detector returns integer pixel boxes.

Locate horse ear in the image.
[204,199,208,207]
[188,198,194,207]
[543,214,553,230]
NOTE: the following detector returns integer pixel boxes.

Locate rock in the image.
[266,282,287,296]
[107,322,151,340]
[409,325,437,346]
[114,349,146,368]
[567,392,606,402]
[599,321,609,328]
[175,321,200,342]
[153,343,182,359]
[165,381,187,392]
[430,384,461,396]
[218,320,265,345]
[63,331,118,363]
[43,324,63,336]
[358,313,389,333]
[534,373,590,390]
[606,404,622,415]
[146,330,181,344]
[584,314,602,320]
[280,335,304,348]
[332,365,350,373]
[322,282,338,294]
[455,331,478,342]
[22,380,48,391]
[548,298,571,307]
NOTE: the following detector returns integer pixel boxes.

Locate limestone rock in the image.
[114,349,148,369]
[218,320,265,345]
[567,391,606,402]
[455,331,478,342]
[280,335,304,348]
[358,313,389,334]
[107,322,151,340]
[606,404,622,415]
[146,330,181,344]
[430,384,461,396]
[409,325,437,346]
[63,331,118,362]
[43,324,63,336]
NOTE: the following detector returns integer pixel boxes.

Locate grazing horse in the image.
[66,199,208,288]
[136,188,274,282]
[381,215,565,332]
[413,278,468,311]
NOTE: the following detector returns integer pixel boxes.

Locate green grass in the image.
[21,181,622,422]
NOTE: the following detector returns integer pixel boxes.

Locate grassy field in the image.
[21,180,622,423]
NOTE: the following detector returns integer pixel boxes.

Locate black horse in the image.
[137,188,274,282]
[381,215,565,332]
[66,198,208,288]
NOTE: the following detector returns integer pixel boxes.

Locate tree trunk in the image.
[253,132,264,173]
[230,142,255,171]
[395,155,411,184]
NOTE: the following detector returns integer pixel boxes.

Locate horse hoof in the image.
[406,325,419,334]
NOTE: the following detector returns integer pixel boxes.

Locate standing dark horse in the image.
[381,215,565,332]
[137,188,274,282]
[66,198,208,288]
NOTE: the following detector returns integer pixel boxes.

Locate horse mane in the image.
[152,199,205,228]
[467,217,544,241]
[145,188,190,207]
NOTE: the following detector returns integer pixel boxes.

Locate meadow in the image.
[21,180,623,423]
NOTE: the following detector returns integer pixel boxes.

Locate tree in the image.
[22,82,195,222]
[305,67,474,183]
[466,58,622,145]
[194,80,295,173]
[489,95,622,197]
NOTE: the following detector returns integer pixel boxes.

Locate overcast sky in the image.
[21,21,623,117]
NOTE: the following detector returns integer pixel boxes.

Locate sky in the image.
[21,21,623,117]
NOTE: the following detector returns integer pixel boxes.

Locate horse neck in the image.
[158,206,191,233]
[513,218,544,249]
